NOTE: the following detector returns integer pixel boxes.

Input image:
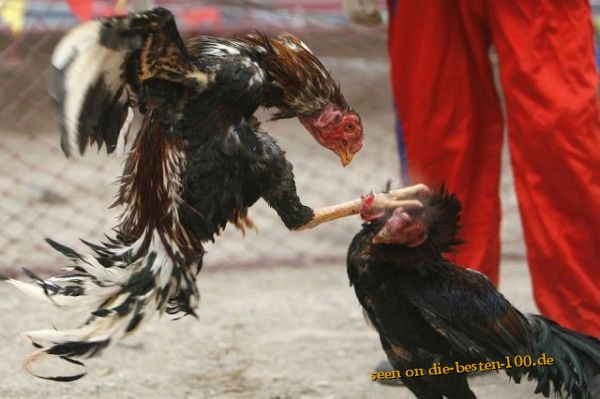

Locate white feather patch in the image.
[114,107,135,157]
[52,20,132,157]
[7,280,55,302]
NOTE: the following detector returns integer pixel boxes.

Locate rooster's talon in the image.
[387,183,430,200]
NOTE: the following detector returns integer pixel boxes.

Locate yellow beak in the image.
[371,228,390,245]
[338,148,354,167]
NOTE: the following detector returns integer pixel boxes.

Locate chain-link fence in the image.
[0,0,399,276]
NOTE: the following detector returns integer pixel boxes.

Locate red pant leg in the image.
[490,0,600,337]
[389,0,504,283]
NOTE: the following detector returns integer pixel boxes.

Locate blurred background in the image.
[0,1,594,398]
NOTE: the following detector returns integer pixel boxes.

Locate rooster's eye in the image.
[344,123,355,132]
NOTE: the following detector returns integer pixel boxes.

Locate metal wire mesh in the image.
[0,0,398,276]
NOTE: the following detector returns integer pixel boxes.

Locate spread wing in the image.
[50,7,209,156]
[399,263,533,359]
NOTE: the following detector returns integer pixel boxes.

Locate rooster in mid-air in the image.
[348,188,600,399]
[10,8,426,380]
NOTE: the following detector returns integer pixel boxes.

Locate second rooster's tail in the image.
[527,315,600,399]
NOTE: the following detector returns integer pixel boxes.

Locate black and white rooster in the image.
[10,8,426,380]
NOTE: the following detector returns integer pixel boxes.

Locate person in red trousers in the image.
[382,0,600,338]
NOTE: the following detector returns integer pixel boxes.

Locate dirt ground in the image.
[0,258,539,399]
[0,30,546,398]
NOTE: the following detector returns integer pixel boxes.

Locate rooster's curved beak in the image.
[371,208,428,247]
[337,148,355,167]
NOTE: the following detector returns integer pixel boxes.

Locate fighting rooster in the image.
[348,188,600,398]
[10,8,425,379]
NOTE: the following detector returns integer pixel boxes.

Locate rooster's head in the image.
[245,33,364,166]
[297,104,362,167]
[361,186,463,256]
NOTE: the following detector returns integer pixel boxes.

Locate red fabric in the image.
[68,0,93,22]
[388,0,600,337]
[181,7,223,28]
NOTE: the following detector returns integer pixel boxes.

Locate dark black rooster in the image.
[10,8,426,380]
[348,188,600,398]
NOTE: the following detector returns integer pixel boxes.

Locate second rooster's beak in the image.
[371,208,428,247]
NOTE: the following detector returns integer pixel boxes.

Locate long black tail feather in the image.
[528,315,600,399]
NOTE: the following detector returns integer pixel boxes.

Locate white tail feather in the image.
[7,280,60,303]
[11,230,198,373]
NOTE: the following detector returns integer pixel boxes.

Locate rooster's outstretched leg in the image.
[296,184,429,231]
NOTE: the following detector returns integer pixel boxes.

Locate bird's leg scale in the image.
[296,183,429,230]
